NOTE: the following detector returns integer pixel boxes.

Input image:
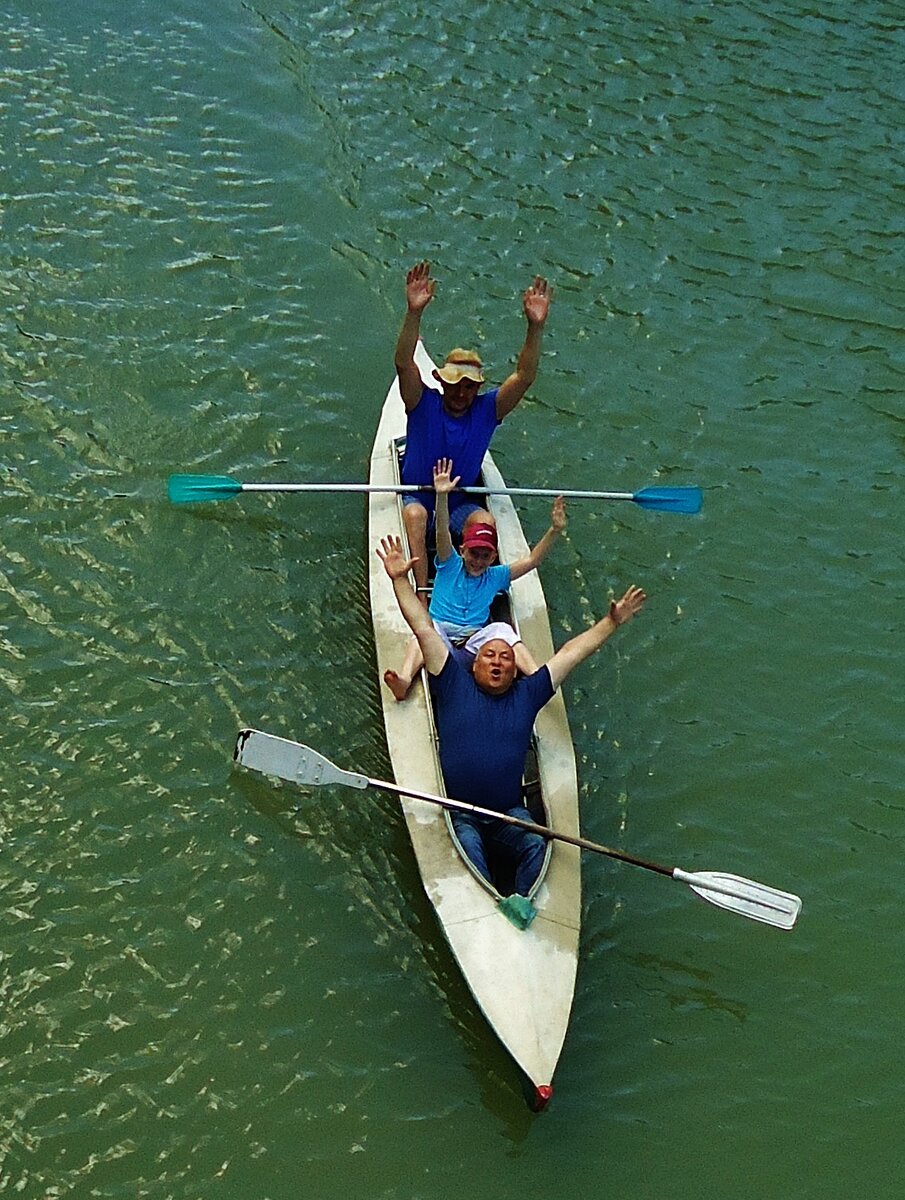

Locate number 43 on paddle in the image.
[234,730,801,930]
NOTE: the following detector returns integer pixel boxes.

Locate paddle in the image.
[168,473,702,514]
[233,729,801,930]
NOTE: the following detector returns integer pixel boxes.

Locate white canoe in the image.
[367,342,581,1107]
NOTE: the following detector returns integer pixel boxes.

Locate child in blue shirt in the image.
[383,458,566,701]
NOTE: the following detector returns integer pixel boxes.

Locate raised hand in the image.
[550,495,567,532]
[523,275,551,326]
[433,458,461,495]
[377,535,419,581]
[405,260,436,314]
[609,585,646,627]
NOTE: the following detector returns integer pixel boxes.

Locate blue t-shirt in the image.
[428,552,511,629]
[401,385,501,513]
[428,657,555,813]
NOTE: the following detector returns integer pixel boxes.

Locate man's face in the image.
[437,376,480,416]
[472,640,517,696]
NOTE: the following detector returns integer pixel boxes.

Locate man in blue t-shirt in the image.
[376,535,646,897]
[394,260,552,599]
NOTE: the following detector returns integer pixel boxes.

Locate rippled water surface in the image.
[1,2,902,1196]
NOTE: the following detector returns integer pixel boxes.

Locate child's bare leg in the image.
[514,641,539,676]
[383,635,425,702]
[402,501,430,606]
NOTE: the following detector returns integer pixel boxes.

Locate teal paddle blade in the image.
[167,474,243,504]
[633,486,702,514]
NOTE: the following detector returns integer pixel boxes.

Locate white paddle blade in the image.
[234,729,368,791]
[673,869,802,930]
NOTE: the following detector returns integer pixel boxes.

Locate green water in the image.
[1,2,902,1196]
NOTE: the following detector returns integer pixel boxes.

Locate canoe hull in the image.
[367,343,580,1098]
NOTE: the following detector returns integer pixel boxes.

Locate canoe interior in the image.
[390,433,554,900]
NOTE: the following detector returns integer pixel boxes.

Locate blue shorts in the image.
[400,496,484,537]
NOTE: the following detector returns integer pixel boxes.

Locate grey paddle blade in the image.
[673,869,802,929]
[234,729,368,790]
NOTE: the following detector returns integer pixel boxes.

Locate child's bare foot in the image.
[383,669,412,702]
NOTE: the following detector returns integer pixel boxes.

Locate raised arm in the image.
[432,458,460,563]
[546,585,646,691]
[509,495,566,582]
[394,261,436,412]
[495,276,552,420]
[376,536,449,675]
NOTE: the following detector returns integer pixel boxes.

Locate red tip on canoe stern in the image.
[532,1084,553,1111]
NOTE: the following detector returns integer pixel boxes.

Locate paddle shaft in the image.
[357,776,803,913]
[360,774,674,878]
[235,481,637,501]
[169,474,702,512]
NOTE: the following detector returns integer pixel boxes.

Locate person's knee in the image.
[403,503,429,546]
